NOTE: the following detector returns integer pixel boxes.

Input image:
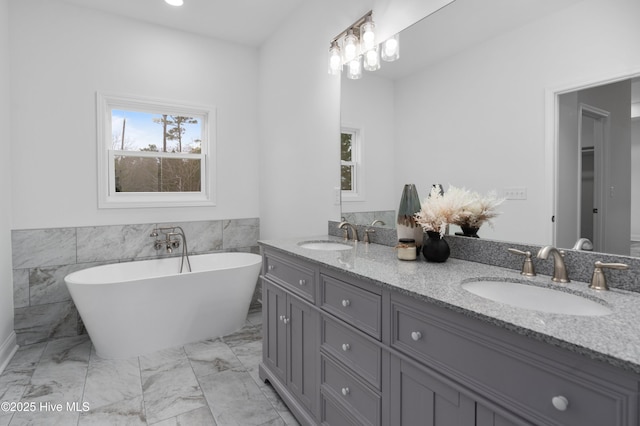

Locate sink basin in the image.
[298,241,353,251]
[461,280,612,316]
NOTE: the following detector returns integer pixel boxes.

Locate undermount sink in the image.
[298,240,353,251]
[461,280,612,316]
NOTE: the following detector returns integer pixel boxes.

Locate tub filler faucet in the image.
[150,226,192,273]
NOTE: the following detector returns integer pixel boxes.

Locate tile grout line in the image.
[184,343,218,425]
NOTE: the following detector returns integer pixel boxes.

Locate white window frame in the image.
[97,92,216,208]
[341,125,365,202]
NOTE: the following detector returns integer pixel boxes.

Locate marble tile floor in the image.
[0,309,299,426]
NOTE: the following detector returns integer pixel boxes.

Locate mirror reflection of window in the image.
[341,127,361,197]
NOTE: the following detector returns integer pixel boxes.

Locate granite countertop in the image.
[259,235,640,374]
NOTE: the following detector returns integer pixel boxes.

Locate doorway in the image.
[578,105,608,252]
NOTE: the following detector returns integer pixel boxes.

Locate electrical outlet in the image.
[503,187,527,200]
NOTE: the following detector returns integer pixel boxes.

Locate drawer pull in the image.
[298,279,306,285]
[268,265,275,271]
[341,299,351,307]
[411,331,422,341]
[552,396,569,411]
[341,387,350,396]
[341,343,350,351]
[279,315,285,322]
[283,317,290,325]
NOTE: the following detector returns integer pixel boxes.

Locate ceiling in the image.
[59,0,306,47]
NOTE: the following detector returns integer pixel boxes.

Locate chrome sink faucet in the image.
[338,221,359,242]
[536,246,569,283]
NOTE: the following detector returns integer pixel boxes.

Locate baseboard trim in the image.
[0,331,18,374]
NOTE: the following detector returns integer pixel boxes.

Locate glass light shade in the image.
[361,16,376,52]
[363,46,380,71]
[342,30,359,63]
[164,0,184,6]
[346,57,363,80]
[328,42,342,75]
[381,33,400,62]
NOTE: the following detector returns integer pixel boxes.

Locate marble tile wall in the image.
[11,218,260,346]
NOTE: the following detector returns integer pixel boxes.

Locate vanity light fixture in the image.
[164,0,184,6]
[328,11,399,79]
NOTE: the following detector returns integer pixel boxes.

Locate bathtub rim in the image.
[64,251,262,286]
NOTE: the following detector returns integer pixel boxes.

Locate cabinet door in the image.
[476,404,524,426]
[288,293,318,414]
[262,279,287,382]
[390,356,475,426]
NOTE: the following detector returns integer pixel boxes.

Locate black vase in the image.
[460,226,480,238]
[422,231,450,262]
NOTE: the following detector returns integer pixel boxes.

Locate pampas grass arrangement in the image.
[414,185,504,238]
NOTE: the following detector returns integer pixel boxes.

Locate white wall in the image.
[394,0,640,245]
[341,75,396,214]
[0,0,17,371]
[9,0,260,230]
[258,1,373,240]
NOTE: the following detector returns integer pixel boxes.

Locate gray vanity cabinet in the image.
[259,247,640,426]
[261,252,320,424]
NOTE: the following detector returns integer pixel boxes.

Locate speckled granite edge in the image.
[328,221,640,293]
[264,233,640,374]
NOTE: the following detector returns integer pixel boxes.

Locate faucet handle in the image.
[508,248,536,276]
[364,228,375,244]
[589,261,629,291]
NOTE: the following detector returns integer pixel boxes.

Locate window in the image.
[97,93,215,208]
[341,126,364,200]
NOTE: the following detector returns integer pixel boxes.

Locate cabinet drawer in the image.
[391,296,634,426]
[320,274,381,339]
[264,254,315,302]
[321,316,381,388]
[321,354,381,426]
[320,392,362,426]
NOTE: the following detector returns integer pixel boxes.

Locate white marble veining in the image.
[77,224,157,263]
[11,228,77,270]
[0,310,296,426]
[223,219,260,250]
[13,302,78,346]
[11,270,29,310]
[159,220,224,253]
[260,236,640,374]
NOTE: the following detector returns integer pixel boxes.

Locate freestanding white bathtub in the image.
[64,252,262,359]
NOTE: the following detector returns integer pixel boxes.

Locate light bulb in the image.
[363,47,380,71]
[164,0,184,6]
[381,34,400,62]
[343,30,359,63]
[347,57,362,80]
[361,16,375,52]
[328,42,342,75]
[384,39,397,57]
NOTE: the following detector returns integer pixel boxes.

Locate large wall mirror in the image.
[340,0,640,257]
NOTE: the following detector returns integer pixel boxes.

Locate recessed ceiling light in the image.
[165,0,184,6]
